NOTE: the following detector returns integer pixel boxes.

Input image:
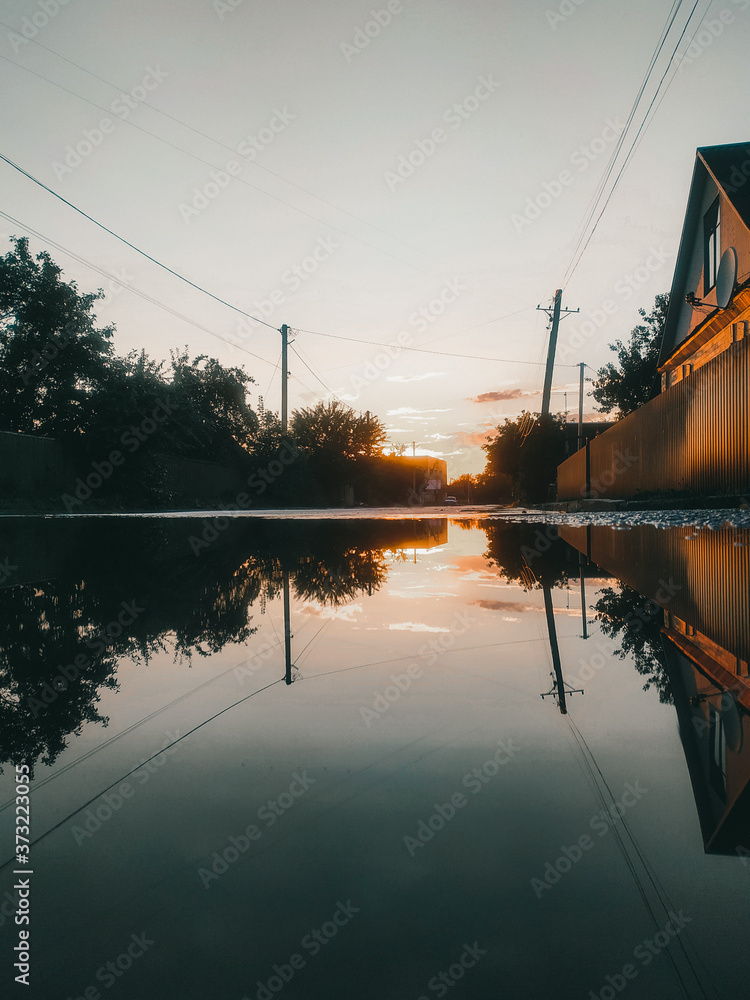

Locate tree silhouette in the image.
[591,292,669,417]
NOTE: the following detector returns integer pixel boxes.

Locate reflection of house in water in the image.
[384,518,448,550]
[560,523,750,854]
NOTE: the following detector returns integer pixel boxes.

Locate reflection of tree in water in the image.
[482,522,572,589]
[594,584,673,704]
[0,518,399,772]
[292,548,386,607]
[0,580,120,771]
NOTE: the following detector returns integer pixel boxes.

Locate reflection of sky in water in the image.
[0,519,747,1000]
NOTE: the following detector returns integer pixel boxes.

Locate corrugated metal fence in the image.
[558,337,750,499]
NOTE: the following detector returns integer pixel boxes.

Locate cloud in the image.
[472,599,535,613]
[388,622,451,632]
[387,407,452,416]
[470,389,533,403]
[454,429,495,447]
[387,372,445,383]
[301,602,363,621]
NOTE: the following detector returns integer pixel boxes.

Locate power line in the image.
[563,0,710,284]
[0,25,510,299]
[0,150,280,330]
[0,209,279,370]
[295,326,581,367]
[563,0,685,280]
[0,51,516,310]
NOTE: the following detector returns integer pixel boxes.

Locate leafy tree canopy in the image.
[0,236,115,437]
[292,399,385,458]
[591,292,669,418]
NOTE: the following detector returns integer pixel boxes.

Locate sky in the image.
[0,0,748,476]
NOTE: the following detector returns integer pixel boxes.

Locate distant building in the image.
[658,142,750,386]
[396,455,448,504]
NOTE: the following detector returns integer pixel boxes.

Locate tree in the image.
[591,292,669,418]
[0,236,115,438]
[168,349,258,457]
[291,400,385,458]
[593,583,673,704]
[482,412,566,503]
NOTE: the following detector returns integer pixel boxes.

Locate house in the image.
[557,141,750,501]
[658,141,750,386]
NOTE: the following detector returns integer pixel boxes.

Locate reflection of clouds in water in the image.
[388,590,459,599]
[301,603,363,622]
[388,622,452,633]
[473,600,534,613]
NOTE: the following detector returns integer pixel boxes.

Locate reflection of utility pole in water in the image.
[283,568,293,685]
[579,553,588,640]
[540,579,583,714]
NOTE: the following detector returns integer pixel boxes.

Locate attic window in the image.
[703,196,720,293]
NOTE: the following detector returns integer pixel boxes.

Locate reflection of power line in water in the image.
[0,676,286,871]
[566,715,716,1000]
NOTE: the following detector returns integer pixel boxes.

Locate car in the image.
[444,496,457,505]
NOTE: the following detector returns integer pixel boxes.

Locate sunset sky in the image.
[1,0,747,475]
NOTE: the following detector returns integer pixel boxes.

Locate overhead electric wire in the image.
[295,326,581,367]
[0,674,287,870]
[0,28,518,307]
[0,52,517,311]
[0,208,279,369]
[563,0,685,279]
[563,0,710,284]
[0,150,281,330]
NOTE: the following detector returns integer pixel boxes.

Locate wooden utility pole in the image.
[578,362,585,452]
[280,324,289,435]
[537,291,579,419]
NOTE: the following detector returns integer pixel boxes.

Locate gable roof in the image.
[658,142,750,367]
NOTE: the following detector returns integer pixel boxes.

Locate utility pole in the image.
[280,324,290,435]
[537,291,579,419]
[578,362,585,453]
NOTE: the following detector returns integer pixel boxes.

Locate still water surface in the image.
[0,514,748,1000]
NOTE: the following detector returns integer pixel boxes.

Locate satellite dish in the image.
[721,690,744,753]
[716,247,737,309]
